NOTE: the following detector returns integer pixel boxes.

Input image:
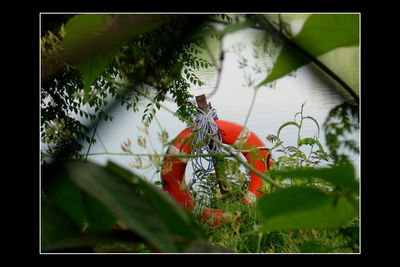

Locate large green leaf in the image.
[82,193,116,234]
[41,197,124,252]
[271,164,359,194]
[64,14,112,94]
[259,14,359,86]
[258,186,358,232]
[64,14,166,94]
[42,163,116,234]
[42,230,143,252]
[64,161,175,252]
[64,160,202,252]
[41,198,82,250]
[42,169,87,229]
[105,161,203,242]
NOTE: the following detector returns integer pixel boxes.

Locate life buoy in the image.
[161,120,273,225]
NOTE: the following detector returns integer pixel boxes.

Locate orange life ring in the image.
[161,120,273,225]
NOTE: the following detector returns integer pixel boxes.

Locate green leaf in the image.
[105,161,203,242]
[42,169,87,229]
[312,140,325,153]
[64,14,166,95]
[42,231,143,253]
[258,186,358,232]
[64,160,202,252]
[83,193,116,234]
[298,137,317,147]
[277,156,295,163]
[41,198,82,250]
[63,161,175,252]
[271,164,359,194]
[294,14,359,55]
[64,14,112,95]
[259,14,359,86]
[42,163,117,235]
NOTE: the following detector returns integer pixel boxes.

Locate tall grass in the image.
[185,103,359,253]
[192,191,358,253]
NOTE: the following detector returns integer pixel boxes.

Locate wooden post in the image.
[195,94,209,113]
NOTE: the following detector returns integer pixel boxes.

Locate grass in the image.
[193,196,359,253]
[92,102,360,253]
[93,180,359,253]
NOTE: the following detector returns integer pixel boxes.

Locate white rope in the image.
[189,107,223,190]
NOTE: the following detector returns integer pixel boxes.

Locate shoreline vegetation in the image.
[40,14,360,254]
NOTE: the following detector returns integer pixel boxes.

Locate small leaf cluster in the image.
[115,16,213,124]
[189,157,251,212]
[323,101,359,165]
[41,15,215,161]
[266,103,332,171]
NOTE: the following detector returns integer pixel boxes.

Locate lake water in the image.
[85,22,360,184]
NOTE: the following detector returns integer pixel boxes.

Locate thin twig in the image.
[85,121,98,160]
[82,146,271,158]
[80,151,234,159]
[242,88,258,131]
[96,132,108,153]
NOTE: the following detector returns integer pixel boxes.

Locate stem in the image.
[153,116,164,133]
[257,232,263,253]
[242,88,258,130]
[80,151,235,159]
[295,102,306,167]
[296,118,302,168]
[96,132,108,153]
[85,121,98,161]
[305,144,314,167]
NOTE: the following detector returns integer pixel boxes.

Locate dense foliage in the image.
[41,14,219,161]
[40,13,360,253]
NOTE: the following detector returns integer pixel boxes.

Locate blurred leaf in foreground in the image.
[270,164,359,194]
[43,160,204,253]
[258,186,358,232]
[259,14,359,86]
[63,14,167,94]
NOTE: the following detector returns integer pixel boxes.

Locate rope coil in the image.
[189,107,223,190]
